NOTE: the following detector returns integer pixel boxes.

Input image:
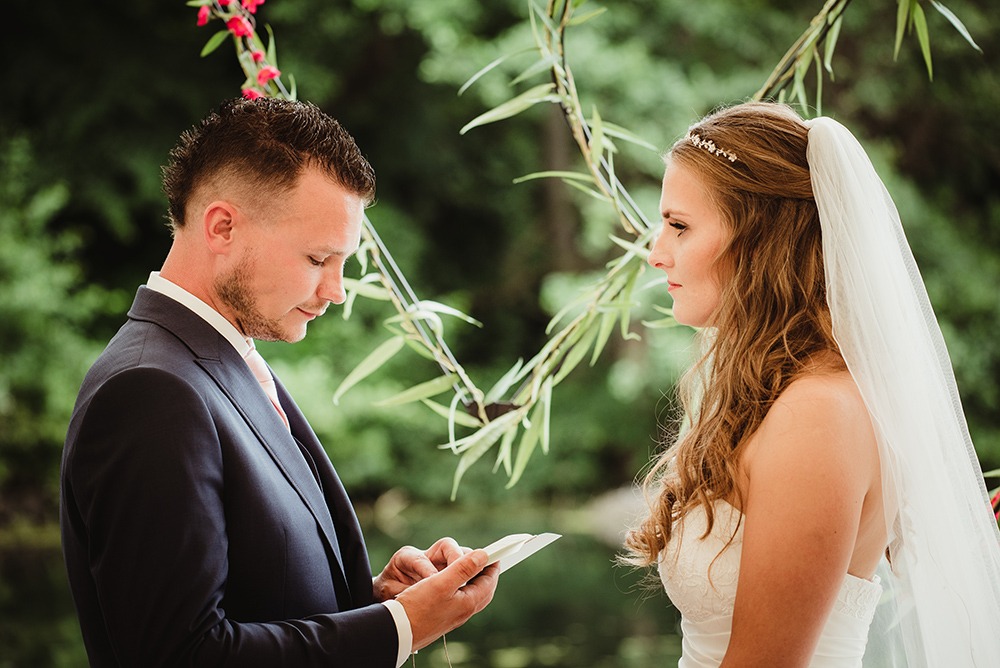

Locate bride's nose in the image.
[647,232,673,271]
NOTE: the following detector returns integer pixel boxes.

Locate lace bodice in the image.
[658,500,882,667]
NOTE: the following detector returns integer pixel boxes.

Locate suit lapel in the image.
[275,380,375,606]
[128,288,354,604]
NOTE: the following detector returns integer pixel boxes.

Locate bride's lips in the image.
[667,282,681,292]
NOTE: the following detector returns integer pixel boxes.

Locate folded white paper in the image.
[481,532,561,573]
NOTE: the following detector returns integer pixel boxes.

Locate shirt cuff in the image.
[381,599,413,668]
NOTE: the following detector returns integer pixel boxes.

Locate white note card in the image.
[481,532,561,573]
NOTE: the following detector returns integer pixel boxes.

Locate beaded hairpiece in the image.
[685,131,739,163]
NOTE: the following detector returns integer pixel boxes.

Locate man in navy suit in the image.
[60,97,499,666]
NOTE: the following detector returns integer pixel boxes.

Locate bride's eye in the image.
[668,221,687,234]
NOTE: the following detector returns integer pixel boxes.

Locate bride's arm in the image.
[720,375,880,668]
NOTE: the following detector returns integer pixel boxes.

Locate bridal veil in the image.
[806,116,1000,666]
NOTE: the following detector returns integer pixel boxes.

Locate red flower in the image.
[197,5,211,26]
[242,88,264,100]
[242,0,266,14]
[252,50,265,63]
[226,16,253,38]
[256,65,281,87]
[219,0,232,5]
[991,489,1000,520]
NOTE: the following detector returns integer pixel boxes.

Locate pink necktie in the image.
[243,344,290,430]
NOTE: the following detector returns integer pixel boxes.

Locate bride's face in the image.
[648,160,730,328]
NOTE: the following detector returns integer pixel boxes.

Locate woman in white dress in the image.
[623,101,1000,667]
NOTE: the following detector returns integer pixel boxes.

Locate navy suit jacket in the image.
[60,287,398,666]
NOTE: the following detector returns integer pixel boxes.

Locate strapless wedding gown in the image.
[658,500,882,667]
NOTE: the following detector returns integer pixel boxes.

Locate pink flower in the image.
[256,65,281,87]
[242,88,264,100]
[251,50,265,63]
[242,0,266,14]
[226,16,253,37]
[197,5,211,26]
[992,489,1000,520]
[219,0,232,5]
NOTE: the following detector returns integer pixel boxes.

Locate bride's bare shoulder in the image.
[776,368,868,417]
[743,368,876,475]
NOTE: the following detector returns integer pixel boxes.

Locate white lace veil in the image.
[805,116,1000,666]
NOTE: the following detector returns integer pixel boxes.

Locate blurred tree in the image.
[1,1,997,664]
[0,136,124,520]
[0,0,996,510]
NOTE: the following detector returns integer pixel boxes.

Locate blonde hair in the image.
[624,102,841,565]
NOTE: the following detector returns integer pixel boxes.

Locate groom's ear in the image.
[202,200,242,255]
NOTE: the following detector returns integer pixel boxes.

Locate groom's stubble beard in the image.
[214,249,289,343]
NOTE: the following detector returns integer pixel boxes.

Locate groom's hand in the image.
[373,537,468,601]
[394,548,500,651]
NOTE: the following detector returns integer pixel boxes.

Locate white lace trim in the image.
[831,574,882,621]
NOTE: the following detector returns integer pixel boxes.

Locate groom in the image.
[60,97,499,667]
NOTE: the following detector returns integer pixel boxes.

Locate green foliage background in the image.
[0,0,997,664]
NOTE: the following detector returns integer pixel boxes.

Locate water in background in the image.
[0,494,682,667]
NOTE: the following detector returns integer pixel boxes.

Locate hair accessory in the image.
[685,131,738,163]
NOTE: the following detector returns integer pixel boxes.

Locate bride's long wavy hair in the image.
[624,102,841,565]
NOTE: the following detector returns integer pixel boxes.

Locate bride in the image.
[624,101,1000,667]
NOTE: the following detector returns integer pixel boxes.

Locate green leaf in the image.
[590,310,617,366]
[600,121,659,152]
[410,300,483,327]
[451,427,501,500]
[912,2,933,80]
[420,398,484,429]
[539,377,552,454]
[569,6,608,26]
[384,309,445,338]
[441,408,523,455]
[529,1,560,37]
[823,15,843,77]
[506,408,543,489]
[458,48,534,96]
[894,0,912,60]
[343,275,390,301]
[400,336,441,363]
[510,54,561,87]
[792,56,810,112]
[460,83,560,135]
[814,49,824,117]
[609,234,651,259]
[589,106,606,160]
[513,170,593,185]
[552,320,600,385]
[332,335,405,405]
[200,30,231,58]
[616,266,642,341]
[374,373,460,407]
[493,426,518,476]
[562,178,612,202]
[641,316,683,330]
[928,0,983,53]
[265,24,278,66]
[485,358,526,404]
[649,304,674,316]
[186,0,213,6]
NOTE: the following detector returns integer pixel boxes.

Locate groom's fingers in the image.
[398,549,500,651]
[438,548,491,588]
[424,536,467,569]
[390,546,439,582]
